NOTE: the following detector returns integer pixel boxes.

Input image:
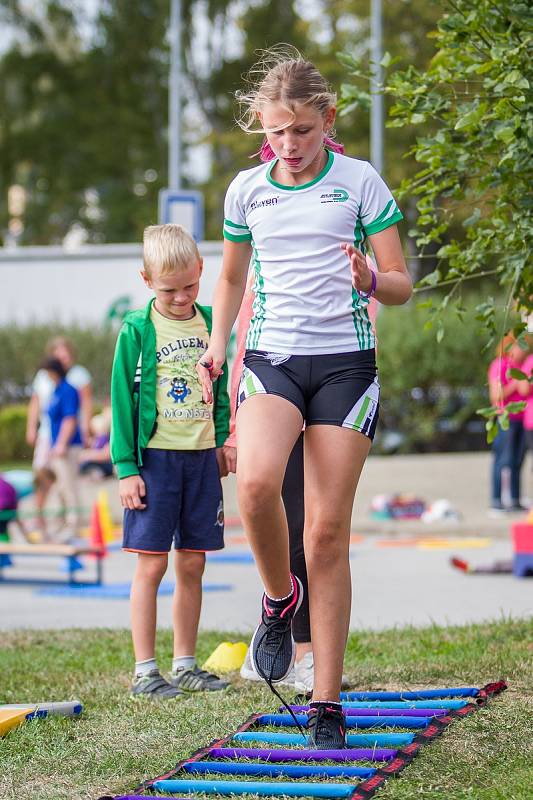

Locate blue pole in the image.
[232,731,414,747]
[184,761,375,779]
[341,688,479,701]
[257,713,429,729]
[338,700,468,709]
[153,779,357,797]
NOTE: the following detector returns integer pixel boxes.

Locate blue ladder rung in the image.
[233,731,414,747]
[153,778,357,797]
[338,700,467,709]
[258,713,429,729]
[184,761,375,779]
[340,687,479,701]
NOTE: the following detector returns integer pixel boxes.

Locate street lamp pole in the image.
[169,0,182,191]
[370,0,384,173]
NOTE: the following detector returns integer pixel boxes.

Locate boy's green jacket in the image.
[110,299,230,480]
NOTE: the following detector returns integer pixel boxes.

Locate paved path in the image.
[2,452,532,631]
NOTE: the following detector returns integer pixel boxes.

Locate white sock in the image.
[172,655,196,672]
[134,658,157,677]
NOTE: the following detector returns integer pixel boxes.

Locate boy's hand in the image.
[196,343,226,404]
[215,447,228,478]
[223,445,237,474]
[52,442,67,457]
[341,243,373,294]
[119,475,146,510]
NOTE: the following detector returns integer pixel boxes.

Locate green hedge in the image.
[375,299,503,452]
[0,303,507,456]
[0,323,117,405]
[0,405,32,462]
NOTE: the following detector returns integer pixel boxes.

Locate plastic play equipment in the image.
[98,682,507,800]
[202,641,248,674]
[0,700,82,737]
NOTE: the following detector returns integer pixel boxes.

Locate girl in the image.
[488,335,528,512]
[198,46,412,748]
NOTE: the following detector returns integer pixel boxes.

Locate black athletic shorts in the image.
[238,349,379,440]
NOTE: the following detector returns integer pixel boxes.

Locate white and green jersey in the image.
[223,151,403,355]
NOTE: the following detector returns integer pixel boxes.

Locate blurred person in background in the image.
[488,334,528,514]
[26,336,92,534]
[40,357,83,541]
[516,348,533,503]
[79,402,113,479]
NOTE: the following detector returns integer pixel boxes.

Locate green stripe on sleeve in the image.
[223,230,252,243]
[364,209,404,236]
[224,218,250,230]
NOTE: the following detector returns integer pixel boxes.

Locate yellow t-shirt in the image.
[148,305,215,450]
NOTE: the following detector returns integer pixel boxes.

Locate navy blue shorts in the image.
[123,448,224,554]
[238,349,380,440]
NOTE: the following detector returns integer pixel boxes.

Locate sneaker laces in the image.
[308,704,343,739]
[254,606,306,741]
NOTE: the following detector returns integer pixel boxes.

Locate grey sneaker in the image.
[169,665,229,692]
[131,669,184,700]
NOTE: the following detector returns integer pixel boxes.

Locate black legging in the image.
[281,433,310,643]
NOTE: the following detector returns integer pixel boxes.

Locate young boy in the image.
[111,224,231,699]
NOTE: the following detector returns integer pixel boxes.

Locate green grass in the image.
[0,619,532,800]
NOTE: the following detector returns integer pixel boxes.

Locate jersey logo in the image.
[249,196,280,212]
[320,188,349,204]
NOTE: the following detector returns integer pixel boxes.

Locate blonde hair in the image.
[46,336,75,359]
[143,224,200,277]
[236,44,337,134]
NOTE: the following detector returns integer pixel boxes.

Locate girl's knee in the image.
[237,473,280,513]
[305,520,348,563]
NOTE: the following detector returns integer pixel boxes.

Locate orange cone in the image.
[89,501,107,557]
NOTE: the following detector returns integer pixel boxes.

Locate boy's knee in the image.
[137,553,168,583]
[176,550,206,580]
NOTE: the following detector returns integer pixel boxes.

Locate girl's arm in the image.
[78,382,93,446]
[489,375,519,407]
[342,225,412,306]
[26,392,40,446]
[197,240,252,403]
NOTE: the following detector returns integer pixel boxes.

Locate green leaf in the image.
[509,368,527,380]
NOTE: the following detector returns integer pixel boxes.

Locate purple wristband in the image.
[358,268,377,299]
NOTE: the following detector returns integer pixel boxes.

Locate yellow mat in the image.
[0,708,33,737]
[418,538,491,550]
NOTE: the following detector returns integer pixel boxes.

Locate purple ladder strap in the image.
[209,747,396,762]
[287,706,446,718]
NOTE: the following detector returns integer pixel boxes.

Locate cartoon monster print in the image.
[167,377,192,404]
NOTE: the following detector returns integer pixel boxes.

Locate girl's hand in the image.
[119,475,146,510]
[341,243,373,294]
[215,447,229,478]
[196,344,226,404]
[223,445,237,474]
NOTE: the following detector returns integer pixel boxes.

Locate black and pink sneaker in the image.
[307,701,347,749]
[250,574,303,683]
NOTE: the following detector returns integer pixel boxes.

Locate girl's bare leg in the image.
[304,425,371,702]
[236,395,303,599]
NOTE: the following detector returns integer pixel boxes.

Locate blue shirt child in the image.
[47,379,82,446]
